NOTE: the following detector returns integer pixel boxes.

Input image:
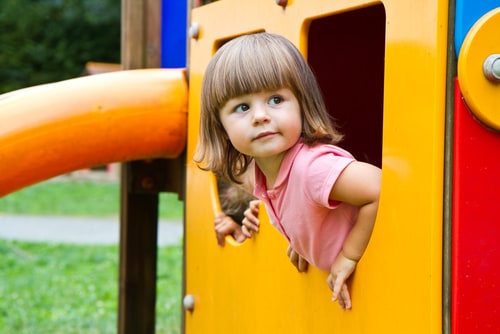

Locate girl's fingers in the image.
[241,225,252,238]
[297,256,308,272]
[242,215,259,232]
[287,246,308,272]
[328,276,352,309]
[249,200,260,211]
[339,285,352,309]
[335,284,351,309]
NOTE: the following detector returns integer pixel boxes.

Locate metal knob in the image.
[183,294,195,312]
[189,22,200,40]
[483,54,500,82]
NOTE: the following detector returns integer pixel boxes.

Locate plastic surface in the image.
[161,0,187,68]
[0,68,187,197]
[185,0,446,333]
[452,79,500,334]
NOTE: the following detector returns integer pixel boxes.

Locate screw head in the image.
[483,54,500,82]
[189,22,200,40]
[183,294,195,312]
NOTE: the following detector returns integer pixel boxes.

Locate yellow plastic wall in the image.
[185,0,448,332]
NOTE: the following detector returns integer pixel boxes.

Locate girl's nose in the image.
[252,106,271,124]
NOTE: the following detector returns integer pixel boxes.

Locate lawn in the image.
[0,179,183,333]
[0,240,182,334]
[0,178,184,219]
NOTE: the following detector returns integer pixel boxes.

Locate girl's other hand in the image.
[241,200,260,237]
[214,212,247,246]
[286,246,309,272]
[326,252,358,309]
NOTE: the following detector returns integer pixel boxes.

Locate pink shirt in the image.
[254,141,359,271]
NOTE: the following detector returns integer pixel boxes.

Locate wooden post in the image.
[118,1,162,333]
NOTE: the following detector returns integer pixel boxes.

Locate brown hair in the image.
[194,32,343,183]
[217,179,255,224]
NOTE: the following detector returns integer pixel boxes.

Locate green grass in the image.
[0,179,184,333]
[0,240,182,334]
[0,179,183,220]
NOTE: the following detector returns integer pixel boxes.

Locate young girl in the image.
[194,32,381,310]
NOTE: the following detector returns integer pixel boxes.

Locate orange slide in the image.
[0,68,188,197]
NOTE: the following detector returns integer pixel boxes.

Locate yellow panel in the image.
[185,0,447,333]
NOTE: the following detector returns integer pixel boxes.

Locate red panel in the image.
[452,78,500,333]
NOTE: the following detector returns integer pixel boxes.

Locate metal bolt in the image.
[483,54,500,82]
[183,294,195,312]
[189,22,200,40]
[276,0,287,7]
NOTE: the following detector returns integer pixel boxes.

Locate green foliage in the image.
[0,0,120,94]
[0,240,182,334]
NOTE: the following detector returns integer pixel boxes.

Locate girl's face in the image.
[219,88,302,164]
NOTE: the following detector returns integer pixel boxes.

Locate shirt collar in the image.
[254,140,304,193]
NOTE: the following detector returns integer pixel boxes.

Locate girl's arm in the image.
[327,161,381,309]
[331,161,381,261]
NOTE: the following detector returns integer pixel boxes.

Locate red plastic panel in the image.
[452,78,500,333]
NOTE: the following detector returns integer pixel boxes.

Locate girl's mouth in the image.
[254,131,277,140]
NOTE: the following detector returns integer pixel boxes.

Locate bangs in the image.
[205,34,300,110]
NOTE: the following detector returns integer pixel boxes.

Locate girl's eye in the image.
[269,95,283,105]
[234,103,249,113]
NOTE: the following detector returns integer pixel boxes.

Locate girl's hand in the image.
[286,246,309,272]
[241,200,260,238]
[326,252,358,309]
[214,212,247,246]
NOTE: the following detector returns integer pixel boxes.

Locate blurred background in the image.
[0,1,183,333]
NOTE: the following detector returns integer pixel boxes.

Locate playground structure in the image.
[0,69,187,197]
[0,0,499,333]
